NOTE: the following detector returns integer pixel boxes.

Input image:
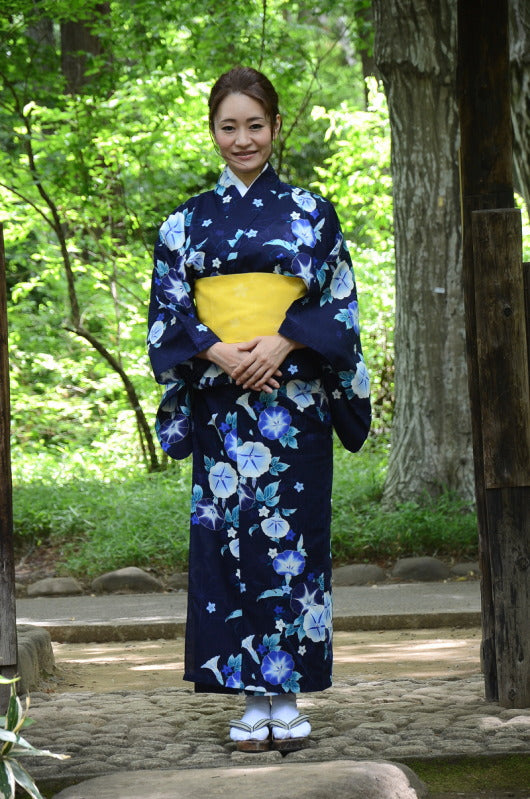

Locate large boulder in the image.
[333,564,386,585]
[391,556,450,582]
[91,567,163,594]
[52,759,427,799]
[26,577,83,597]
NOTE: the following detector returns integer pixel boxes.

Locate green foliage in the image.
[0,679,68,799]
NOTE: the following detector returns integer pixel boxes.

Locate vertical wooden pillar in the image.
[0,223,17,711]
[458,0,530,707]
[472,210,530,707]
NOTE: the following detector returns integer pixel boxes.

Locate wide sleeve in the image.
[147,207,220,385]
[278,200,371,452]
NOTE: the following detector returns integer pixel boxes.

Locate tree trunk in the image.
[60,3,111,94]
[510,0,530,209]
[373,0,474,505]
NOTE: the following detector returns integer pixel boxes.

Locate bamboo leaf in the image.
[6,760,45,799]
[0,760,15,799]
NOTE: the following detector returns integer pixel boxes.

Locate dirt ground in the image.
[50,627,482,693]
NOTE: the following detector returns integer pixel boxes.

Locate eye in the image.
[221,125,235,133]
[250,123,264,131]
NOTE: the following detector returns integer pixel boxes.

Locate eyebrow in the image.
[217,116,266,124]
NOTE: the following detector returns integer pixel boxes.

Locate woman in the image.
[148,67,370,751]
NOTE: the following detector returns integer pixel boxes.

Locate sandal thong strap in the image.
[229,717,271,733]
[270,714,310,731]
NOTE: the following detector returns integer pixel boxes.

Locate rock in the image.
[450,561,480,578]
[391,557,450,582]
[333,564,386,585]
[16,625,55,694]
[51,759,427,799]
[166,572,188,590]
[91,567,163,594]
[26,577,83,597]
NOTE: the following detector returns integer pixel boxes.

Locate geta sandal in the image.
[270,714,311,752]
[229,717,271,752]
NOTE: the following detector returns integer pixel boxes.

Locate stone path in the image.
[24,674,530,789]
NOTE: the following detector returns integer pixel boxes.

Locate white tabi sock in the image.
[229,695,271,742]
[270,693,311,740]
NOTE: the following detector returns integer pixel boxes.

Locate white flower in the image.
[229,539,240,559]
[268,548,278,559]
[298,645,306,656]
[208,461,238,498]
[261,512,290,539]
[330,261,354,299]
[237,441,272,477]
[259,506,271,517]
[351,360,371,398]
[275,619,286,632]
[148,320,165,346]
[286,380,315,409]
[160,212,185,251]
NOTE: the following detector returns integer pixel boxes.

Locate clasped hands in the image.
[199,334,302,393]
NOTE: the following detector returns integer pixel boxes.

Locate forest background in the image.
[1,0,528,579]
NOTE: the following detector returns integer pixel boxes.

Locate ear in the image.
[272,114,282,139]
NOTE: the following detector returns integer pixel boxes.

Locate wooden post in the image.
[457,0,515,703]
[0,223,18,711]
[471,209,530,707]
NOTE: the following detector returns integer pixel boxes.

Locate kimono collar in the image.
[215,163,278,197]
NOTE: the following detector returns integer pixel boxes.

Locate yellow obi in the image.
[194,273,307,343]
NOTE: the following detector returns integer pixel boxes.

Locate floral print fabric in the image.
[147,164,371,694]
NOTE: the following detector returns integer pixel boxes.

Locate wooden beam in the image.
[0,223,17,711]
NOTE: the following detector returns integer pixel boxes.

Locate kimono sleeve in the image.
[278,200,371,452]
[147,208,220,385]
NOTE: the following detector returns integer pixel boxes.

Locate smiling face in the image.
[212,92,281,186]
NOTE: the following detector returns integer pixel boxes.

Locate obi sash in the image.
[194,273,307,343]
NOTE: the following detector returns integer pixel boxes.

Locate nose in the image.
[235,127,251,147]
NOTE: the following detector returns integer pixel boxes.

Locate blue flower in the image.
[273,550,305,577]
[186,250,205,272]
[206,602,216,614]
[160,211,185,251]
[224,429,238,461]
[294,482,304,492]
[226,670,242,689]
[291,583,323,615]
[291,218,317,248]
[195,499,224,531]
[208,461,238,499]
[258,406,292,440]
[348,300,360,334]
[261,512,290,539]
[161,270,191,307]
[292,190,317,213]
[238,482,255,511]
[237,441,272,477]
[330,261,354,299]
[261,650,294,686]
[158,414,189,445]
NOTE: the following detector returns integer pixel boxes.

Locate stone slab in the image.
[16,624,55,694]
[52,760,427,799]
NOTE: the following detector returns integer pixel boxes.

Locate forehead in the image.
[215,92,266,123]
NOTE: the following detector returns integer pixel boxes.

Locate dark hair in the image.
[208,66,281,131]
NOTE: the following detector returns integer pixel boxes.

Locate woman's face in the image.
[212,92,280,186]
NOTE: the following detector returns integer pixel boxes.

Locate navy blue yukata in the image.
[148,164,370,695]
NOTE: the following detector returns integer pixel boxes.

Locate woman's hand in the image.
[232,335,303,393]
[197,341,282,392]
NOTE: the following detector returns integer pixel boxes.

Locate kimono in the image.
[148,164,370,695]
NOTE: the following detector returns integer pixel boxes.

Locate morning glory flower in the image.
[286,380,315,409]
[237,441,271,477]
[148,320,165,347]
[289,251,313,285]
[330,261,354,299]
[261,511,290,539]
[224,429,238,461]
[208,461,238,499]
[160,211,185,251]
[195,499,224,530]
[226,670,242,689]
[258,406,292,440]
[292,190,317,213]
[291,218,317,248]
[158,414,189,445]
[242,635,260,664]
[273,550,306,577]
[238,482,255,511]
[161,270,191,307]
[348,300,360,334]
[186,250,205,272]
[351,359,371,398]
[303,604,329,642]
[261,650,294,686]
[290,583,323,615]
